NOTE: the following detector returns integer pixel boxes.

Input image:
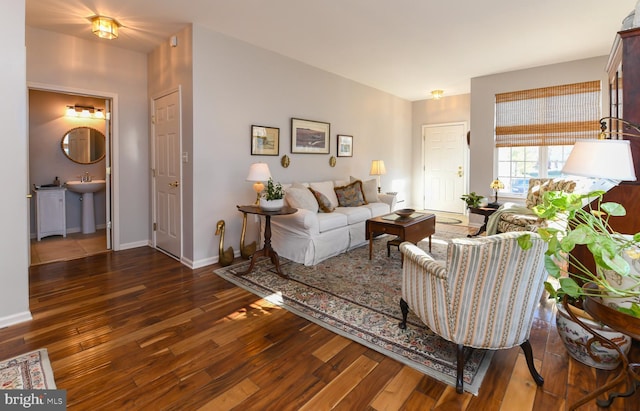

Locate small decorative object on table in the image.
[489,179,504,206]
[461,192,483,208]
[395,208,415,218]
[259,178,284,211]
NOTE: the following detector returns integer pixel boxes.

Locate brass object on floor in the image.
[215,220,234,267]
[240,212,256,259]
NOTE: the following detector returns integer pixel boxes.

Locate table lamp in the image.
[246,162,271,204]
[370,160,386,193]
[489,178,504,205]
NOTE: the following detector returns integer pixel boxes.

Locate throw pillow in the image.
[285,187,319,212]
[350,176,379,203]
[308,187,336,213]
[334,181,366,207]
[309,181,339,208]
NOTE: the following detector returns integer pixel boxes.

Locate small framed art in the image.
[251,125,279,156]
[291,118,330,154]
[337,135,353,157]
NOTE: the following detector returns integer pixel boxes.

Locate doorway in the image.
[422,123,467,214]
[27,86,114,265]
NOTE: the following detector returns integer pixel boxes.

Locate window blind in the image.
[495,81,601,147]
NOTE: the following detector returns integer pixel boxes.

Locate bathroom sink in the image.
[66,180,106,194]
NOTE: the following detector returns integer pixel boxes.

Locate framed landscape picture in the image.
[251,125,279,156]
[291,118,330,154]
[337,135,353,157]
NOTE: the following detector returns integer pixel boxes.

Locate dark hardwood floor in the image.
[1,246,639,410]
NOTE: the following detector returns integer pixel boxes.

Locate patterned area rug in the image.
[0,349,57,389]
[214,224,493,395]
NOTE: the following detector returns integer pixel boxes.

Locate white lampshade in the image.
[562,140,637,182]
[246,162,271,182]
[370,160,387,176]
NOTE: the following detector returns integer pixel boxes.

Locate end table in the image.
[236,205,297,278]
[468,204,500,237]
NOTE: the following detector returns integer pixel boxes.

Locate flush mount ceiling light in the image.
[431,90,444,100]
[91,16,120,40]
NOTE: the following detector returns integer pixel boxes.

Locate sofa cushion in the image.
[350,176,379,203]
[309,187,336,213]
[285,187,318,212]
[334,206,371,224]
[334,180,367,207]
[316,212,348,232]
[309,181,339,208]
[362,201,390,217]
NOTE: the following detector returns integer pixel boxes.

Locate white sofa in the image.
[266,178,397,266]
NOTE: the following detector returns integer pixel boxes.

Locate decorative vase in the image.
[555,301,631,370]
[259,198,284,211]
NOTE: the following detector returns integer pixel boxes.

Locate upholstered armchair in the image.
[486,178,577,235]
[399,232,547,394]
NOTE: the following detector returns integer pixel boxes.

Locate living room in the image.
[2,1,640,408]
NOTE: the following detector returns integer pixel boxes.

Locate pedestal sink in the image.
[65,180,106,234]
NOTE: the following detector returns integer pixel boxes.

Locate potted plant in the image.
[517,189,640,368]
[259,178,285,211]
[460,192,486,208]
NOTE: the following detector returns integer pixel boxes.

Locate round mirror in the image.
[61,127,106,164]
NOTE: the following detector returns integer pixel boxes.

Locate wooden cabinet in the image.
[35,188,67,241]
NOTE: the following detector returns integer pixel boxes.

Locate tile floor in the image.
[30,229,109,266]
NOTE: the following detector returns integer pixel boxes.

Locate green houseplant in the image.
[460,192,484,208]
[518,189,640,317]
[259,178,285,211]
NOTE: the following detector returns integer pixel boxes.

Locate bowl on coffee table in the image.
[395,208,415,218]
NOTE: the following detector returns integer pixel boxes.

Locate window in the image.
[495,81,601,195]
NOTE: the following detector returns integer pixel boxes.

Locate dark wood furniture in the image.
[236,205,297,278]
[467,205,500,237]
[366,212,435,260]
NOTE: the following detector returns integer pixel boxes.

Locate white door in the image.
[423,123,466,213]
[153,91,182,258]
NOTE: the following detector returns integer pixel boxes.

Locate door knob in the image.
[169,181,179,187]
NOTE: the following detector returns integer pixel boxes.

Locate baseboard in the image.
[0,310,32,328]
[119,240,151,250]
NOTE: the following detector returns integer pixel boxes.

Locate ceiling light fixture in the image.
[431,90,444,100]
[91,16,120,40]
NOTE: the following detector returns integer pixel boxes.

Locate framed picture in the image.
[251,125,279,156]
[291,118,330,154]
[337,135,353,157]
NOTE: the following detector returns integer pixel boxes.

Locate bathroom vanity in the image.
[34,187,66,241]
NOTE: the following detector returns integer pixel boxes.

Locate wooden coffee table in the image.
[366,212,436,260]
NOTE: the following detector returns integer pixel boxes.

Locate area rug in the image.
[435,216,463,225]
[213,225,492,395]
[0,349,57,389]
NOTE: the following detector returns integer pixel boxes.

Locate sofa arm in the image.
[270,208,319,235]
[378,193,397,210]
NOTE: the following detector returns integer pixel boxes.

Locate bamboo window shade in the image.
[495,81,601,147]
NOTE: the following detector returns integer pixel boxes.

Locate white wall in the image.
[469,56,610,201]
[0,0,31,326]
[148,25,413,267]
[26,27,149,249]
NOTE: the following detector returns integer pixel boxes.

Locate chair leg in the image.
[520,340,544,386]
[456,344,465,394]
[398,298,409,329]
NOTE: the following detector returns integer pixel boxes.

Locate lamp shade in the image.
[562,140,637,182]
[370,160,387,176]
[246,162,271,182]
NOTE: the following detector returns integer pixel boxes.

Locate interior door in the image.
[153,91,182,258]
[423,123,466,213]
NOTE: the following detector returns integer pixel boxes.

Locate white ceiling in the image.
[25,0,638,101]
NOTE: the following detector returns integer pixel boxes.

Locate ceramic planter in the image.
[556,302,631,370]
[259,198,284,211]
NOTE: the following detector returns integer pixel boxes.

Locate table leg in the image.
[369,231,374,260]
[237,215,289,279]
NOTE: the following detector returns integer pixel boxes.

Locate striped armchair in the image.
[399,231,547,394]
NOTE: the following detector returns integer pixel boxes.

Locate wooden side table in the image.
[236,205,297,278]
[468,205,500,237]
